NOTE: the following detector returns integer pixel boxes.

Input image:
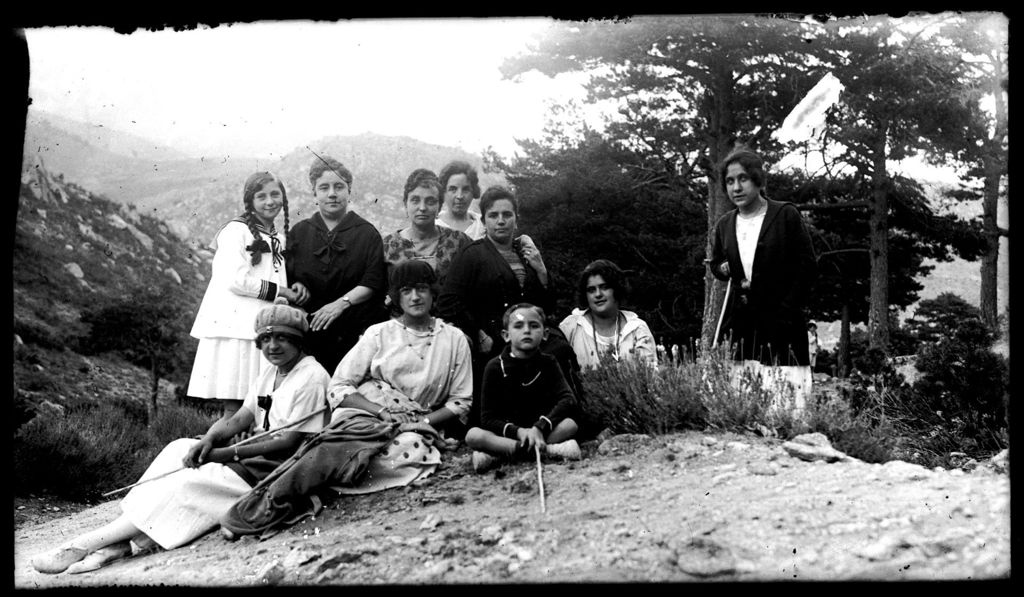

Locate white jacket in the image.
[558,308,657,369]
[190,221,287,340]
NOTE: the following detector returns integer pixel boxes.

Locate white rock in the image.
[420,513,442,530]
[63,262,84,279]
[881,460,932,481]
[725,441,750,451]
[165,268,182,285]
[107,214,129,229]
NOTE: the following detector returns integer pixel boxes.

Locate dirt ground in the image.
[12,430,1011,587]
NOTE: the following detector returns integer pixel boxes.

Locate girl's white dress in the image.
[187,221,287,401]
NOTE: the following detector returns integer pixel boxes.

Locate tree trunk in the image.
[979,56,1007,330]
[839,302,851,378]
[979,170,1000,330]
[867,141,890,352]
[700,67,737,351]
[150,359,160,422]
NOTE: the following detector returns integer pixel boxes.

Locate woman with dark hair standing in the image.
[286,155,387,374]
[559,259,657,369]
[382,168,472,287]
[435,160,486,240]
[187,171,304,418]
[709,146,817,367]
[437,185,553,426]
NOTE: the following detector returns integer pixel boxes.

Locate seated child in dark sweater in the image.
[465,303,582,472]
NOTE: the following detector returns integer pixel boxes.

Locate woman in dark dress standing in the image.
[286,155,387,374]
[710,146,817,367]
[437,186,553,427]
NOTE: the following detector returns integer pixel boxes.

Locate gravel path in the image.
[13,430,1011,586]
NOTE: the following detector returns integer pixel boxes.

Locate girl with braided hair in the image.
[187,171,305,419]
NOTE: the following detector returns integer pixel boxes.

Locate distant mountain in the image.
[26,110,190,162]
[22,111,506,245]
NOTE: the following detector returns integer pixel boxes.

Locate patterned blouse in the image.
[382,226,472,284]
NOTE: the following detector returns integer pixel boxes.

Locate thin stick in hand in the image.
[535,445,546,514]
[101,406,328,498]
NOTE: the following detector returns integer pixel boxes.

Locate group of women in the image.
[32,146,816,575]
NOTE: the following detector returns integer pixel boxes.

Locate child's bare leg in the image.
[547,418,579,444]
[465,427,519,457]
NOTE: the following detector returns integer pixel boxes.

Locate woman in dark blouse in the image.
[286,155,387,374]
[437,186,553,426]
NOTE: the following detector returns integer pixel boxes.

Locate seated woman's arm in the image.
[426,330,475,427]
[327,328,383,414]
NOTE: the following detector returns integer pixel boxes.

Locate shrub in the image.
[578,354,706,435]
[696,344,795,433]
[801,389,897,463]
[13,401,218,501]
[14,402,149,501]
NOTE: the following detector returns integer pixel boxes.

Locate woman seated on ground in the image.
[382,168,473,288]
[219,260,474,537]
[559,259,657,369]
[31,300,329,575]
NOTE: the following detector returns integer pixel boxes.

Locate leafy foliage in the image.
[488,131,707,343]
[80,285,194,418]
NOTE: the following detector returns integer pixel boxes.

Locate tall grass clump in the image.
[695,343,794,433]
[13,400,219,502]
[14,402,149,501]
[578,353,706,434]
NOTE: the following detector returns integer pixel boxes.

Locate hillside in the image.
[23,110,506,246]
[14,154,210,420]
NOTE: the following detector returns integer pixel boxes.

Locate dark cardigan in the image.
[478,345,578,440]
[436,236,553,356]
[710,199,817,366]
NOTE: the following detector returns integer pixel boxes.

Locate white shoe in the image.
[66,542,132,574]
[31,545,89,574]
[472,451,499,473]
[545,440,582,460]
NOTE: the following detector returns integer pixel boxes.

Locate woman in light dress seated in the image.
[31,300,329,574]
[219,260,473,536]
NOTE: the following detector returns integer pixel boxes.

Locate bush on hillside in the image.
[13,401,218,502]
[801,389,898,463]
[899,315,1009,466]
[14,402,150,501]
[578,354,706,435]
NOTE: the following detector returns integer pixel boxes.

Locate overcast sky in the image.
[24,19,592,160]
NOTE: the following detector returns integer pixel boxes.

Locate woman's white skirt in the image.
[186,337,268,401]
[120,438,252,550]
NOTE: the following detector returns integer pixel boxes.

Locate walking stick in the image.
[535,445,547,514]
[712,278,732,349]
[101,406,328,497]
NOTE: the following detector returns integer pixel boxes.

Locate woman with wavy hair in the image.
[187,171,304,418]
[286,155,388,374]
[382,168,472,289]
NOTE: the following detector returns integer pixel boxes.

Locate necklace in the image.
[400,317,435,360]
[590,312,622,361]
[499,355,542,386]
